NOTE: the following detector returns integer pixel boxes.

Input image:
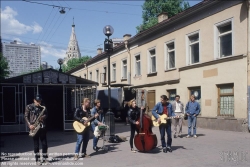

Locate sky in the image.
[1,0,201,69]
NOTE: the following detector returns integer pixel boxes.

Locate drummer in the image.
[91,99,105,151]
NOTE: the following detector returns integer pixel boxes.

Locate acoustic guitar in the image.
[73,110,103,133]
[151,114,184,126]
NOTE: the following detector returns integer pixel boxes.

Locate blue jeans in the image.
[188,115,197,135]
[74,129,90,155]
[159,123,172,148]
[91,123,99,148]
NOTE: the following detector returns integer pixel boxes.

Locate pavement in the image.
[0,123,250,167]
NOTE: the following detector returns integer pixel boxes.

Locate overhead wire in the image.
[42,8,63,43]
[39,8,59,42]
[47,9,71,43]
[35,7,54,44]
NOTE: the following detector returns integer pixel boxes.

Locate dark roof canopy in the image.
[0,69,98,86]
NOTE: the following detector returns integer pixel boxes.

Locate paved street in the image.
[1,124,250,167]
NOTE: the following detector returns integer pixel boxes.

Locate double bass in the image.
[134,108,158,152]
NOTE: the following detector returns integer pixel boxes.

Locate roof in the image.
[66,0,230,74]
[0,68,98,86]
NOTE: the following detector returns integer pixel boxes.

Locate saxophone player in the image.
[24,94,49,166]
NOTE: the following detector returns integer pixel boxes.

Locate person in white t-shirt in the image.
[172,95,184,138]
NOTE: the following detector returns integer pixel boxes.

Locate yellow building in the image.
[68,0,250,132]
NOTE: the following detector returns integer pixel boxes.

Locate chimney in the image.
[123,34,132,41]
[97,48,103,54]
[157,12,168,23]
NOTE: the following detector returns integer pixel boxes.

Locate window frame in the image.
[147,47,157,74]
[112,63,116,82]
[134,53,141,76]
[164,40,175,70]
[217,84,234,117]
[214,18,234,59]
[96,69,99,83]
[185,30,200,65]
[89,71,92,81]
[121,59,127,79]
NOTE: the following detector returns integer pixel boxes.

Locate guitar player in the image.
[90,99,105,152]
[152,95,177,153]
[73,98,99,160]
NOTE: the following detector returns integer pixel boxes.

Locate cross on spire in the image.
[72,17,75,27]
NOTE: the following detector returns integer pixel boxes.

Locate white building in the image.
[2,40,41,78]
[64,18,81,65]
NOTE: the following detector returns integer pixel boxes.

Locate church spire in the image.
[63,17,81,65]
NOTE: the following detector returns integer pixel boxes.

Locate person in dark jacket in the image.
[24,94,49,166]
[127,99,144,153]
[73,98,98,160]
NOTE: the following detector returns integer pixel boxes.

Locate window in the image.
[217,84,234,116]
[188,33,199,64]
[135,55,141,76]
[122,59,127,79]
[84,74,86,79]
[112,63,116,81]
[148,49,156,73]
[96,69,99,82]
[89,72,92,80]
[188,87,201,114]
[103,67,107,83]
[167,89,176,102]
[217,21,232,57]
[166,42,175,69]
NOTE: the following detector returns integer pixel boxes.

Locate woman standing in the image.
[127,99,143,153]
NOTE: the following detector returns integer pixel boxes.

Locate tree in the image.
[136,0,190,32]
[62,56,91,72]
[0,53,10,80]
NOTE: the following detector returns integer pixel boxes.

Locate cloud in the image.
[1,6,43,35]
[39,41,66,59]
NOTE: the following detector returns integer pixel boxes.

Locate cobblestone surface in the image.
[1,124,250,167]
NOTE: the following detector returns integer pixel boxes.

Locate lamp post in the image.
[57,58,64,72]
[103,25,115,136]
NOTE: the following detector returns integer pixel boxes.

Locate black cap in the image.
[34,94,42,101]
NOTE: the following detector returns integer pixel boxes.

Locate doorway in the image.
[147,90,155,111]
[39,86,63,131]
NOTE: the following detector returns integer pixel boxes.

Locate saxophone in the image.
[29,105,46,137]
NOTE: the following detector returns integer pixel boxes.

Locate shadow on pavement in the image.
[89,144,120,157]
[172,146,186,151]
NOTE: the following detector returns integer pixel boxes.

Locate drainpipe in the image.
[247,0,250,132]
[123,34,132,85]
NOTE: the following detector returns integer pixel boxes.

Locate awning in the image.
[102,83,132,87]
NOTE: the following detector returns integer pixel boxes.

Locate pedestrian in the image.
[185,95,201,138]
[172,95,184,138]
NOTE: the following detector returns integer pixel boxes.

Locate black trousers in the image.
[33,128,48,161]
[130,124,139,149]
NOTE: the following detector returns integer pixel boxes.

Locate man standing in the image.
[152,95,175,153]
[74,98,98,160]
[24,94,48,166]
[185,95,201,138]
[91,99,105,151]
[172,95,184,138]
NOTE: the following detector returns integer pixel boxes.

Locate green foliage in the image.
[62,56,91,72]
[136,0,190,32]
[0,53,10,80]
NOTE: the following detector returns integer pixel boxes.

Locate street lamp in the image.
[57,58,64,72]
[103,25,115,137]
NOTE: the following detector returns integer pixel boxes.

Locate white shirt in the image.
[175,101,181,113]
